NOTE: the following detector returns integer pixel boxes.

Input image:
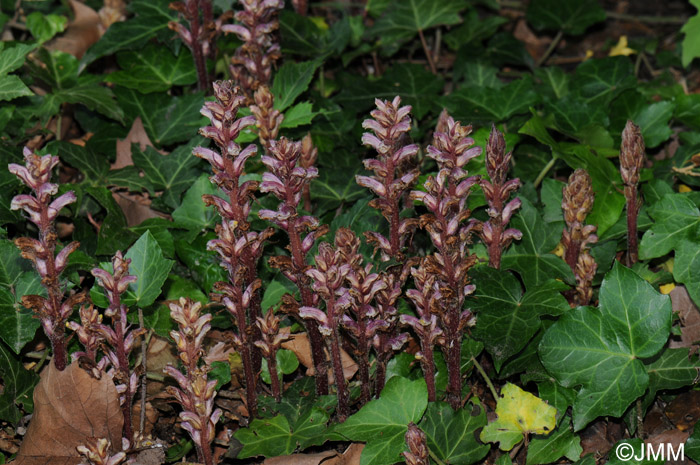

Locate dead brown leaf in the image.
[262,450,337,465]
[114,117,154,170]
[323,443,364,465]
[112,191,164,227]
[281,333,358,383]
[10,362,123,465]
[146,335,178,396]
[646,429,690,465]
[46,0,103,59]
[665,390,700,431]
[669,285,700,352]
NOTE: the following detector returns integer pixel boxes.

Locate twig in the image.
[138,309,150,437]
[636,398,645,438]
[536,30,564,67]
[606,11,687,24]
[418,28,437,75]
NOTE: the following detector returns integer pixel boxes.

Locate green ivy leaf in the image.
[132,138,203,209]
[682,0,700,67]
[526,414,582,465]
[124,231,174,307]
[47,141,109,186]
[687,422,700,463]
[443,10,508,51]
[172,174,222,231]
[501,197,574,288]
[370,0,468,54]
[0,341,38,423]
[646,347,700,398]
[0,75,33,101]
[105,44,197,93]
[261,349,299,384]
[311,151,367,215]
[0,240,26,287]
[446,76,538,123]
[571,57,636,106]
[471,266,570,371]
[419,400,489,465]
[640,194,700,260]
[26,12,67,43]
[673,239,700,306]
[539,262,672,431]
[271,60,321,111]
[334,377,428,465]
[174,234,226,292]
[261,280,295,310]
[80,0,175,71]
[280,102,317,129]
[0,272,43,354]
[480,383,557,451]
[0,43,37,77]
[631,101,675,149]
[527,0,605,35]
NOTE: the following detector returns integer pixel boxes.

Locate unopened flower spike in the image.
[403,423,430,465]
[9,146,83,372]
[164,298,221,465]
[620,120,645,265]
[254,308,291,402]
[77,438,126,465]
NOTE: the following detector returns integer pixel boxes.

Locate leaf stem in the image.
[429,448,447,465]
[536,30,563,68]
[418,28,437,75]
[471,356,498,401]
[534,157,556,188]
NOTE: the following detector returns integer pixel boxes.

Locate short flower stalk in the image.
[254,309,291,402]
[9,147,83,371]
[620,120,645,266]
[164,298,221,465]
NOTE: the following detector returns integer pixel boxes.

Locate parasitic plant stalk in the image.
[411,113,480,409]
[620,120,645,266]
[222,0,284,98]
[335,228,388,404]
[195,80,273,416]
[254,308,291,402]
[164,298,222,465]
[561,169,598,306]
[358,96,420,263]
[475,125,523,268]
[403,423,431,465]
[372,271,408,396]
[90,252,142,440]
[299,240,353,421]
[9,147,83,371]
[260,137,330,395]
[250,85,284,152]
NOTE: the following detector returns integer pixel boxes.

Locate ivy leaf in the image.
[280,102,317,129]
[526,414,582,465]
[311,151,366,215]
[369,0,468,54]
[47,141,109,186]
[687,422,700,463]
[124,231,174,307]
[443,10,508,51]
[26,12,67,43]
[261,280,295,310]
[570,57,636,106]
[0,43,37,76]
[480,383,557,451]
[116,88,205,146]
[0,341,38,423]
[261,349,299,384]
[0,75,33,101]
[419,400,489,465]
[54,78,124,123]
[672,239,700,306]
[0,272,43,354]
[527,0,605,36]
[539,262,672,431]
[172,174,222,231]
[446,76,538,123]
[682,0,700,67]
[132,138,203,209]
[501,197,574,289]
[174,234,226,292]
[105,44,197,93]
[471,266,570,371]
[81,0,175,70]
[640,194,700,260]
[645,347,700,398]
[271,60,320,111]
[334,377,428,465]
[0,240,26,287]
[631,101,675,149]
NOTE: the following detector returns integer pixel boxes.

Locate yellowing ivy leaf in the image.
[480,383,557,451]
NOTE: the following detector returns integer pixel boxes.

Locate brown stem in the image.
[328,310,349,421]
[50,332,67,371]
[115,318,133,440]
[626,187,639,266]
[375,348,389,397]
[357,333,371,404]
[421,343,436,402]
[418,28,437,75]
[268,353,282,402]
[189,0,209,92]
[445,325,462,410]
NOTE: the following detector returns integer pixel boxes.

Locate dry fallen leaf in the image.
[323,443,364,465]
[281,333,358,382]
[114,117,154,170]
[10,362,123,465]
[46,0,103,59]
[669,285,700,352]
[262,450,337,465]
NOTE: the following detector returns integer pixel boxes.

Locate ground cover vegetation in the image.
[1,0,700,464]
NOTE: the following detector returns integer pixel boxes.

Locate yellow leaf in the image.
[309,16,329,31]
[660,283,676,295]
[480,383,557,451]
[679,184,692,193]
[552,242,565,258]
[609,36,636,57]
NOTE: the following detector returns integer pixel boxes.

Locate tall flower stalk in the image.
[561,169,598,306]
[260,137,329,395]
[410,114,480,409]
[372,271,407,396]
[620,120,645,266]
[91,252,142,440]
[254,308,291,402]
[299,240,352,420]
[475,125,522,268]
[165,298,221,465]
[195,80,272,415]
[357,96,420,263]
[222,0,284,98]
[9,147,82,371]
